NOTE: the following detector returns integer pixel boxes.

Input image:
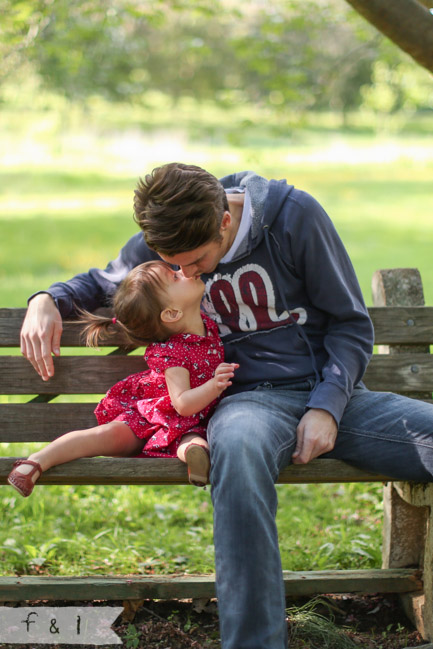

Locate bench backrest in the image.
[1,305,432,441]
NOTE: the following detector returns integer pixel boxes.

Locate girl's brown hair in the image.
[79,261,173,348]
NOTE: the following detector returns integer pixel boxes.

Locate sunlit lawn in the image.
[2,132,432,306]
[0,482,382,577]
[1,106,432,576]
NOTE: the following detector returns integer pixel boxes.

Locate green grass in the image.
[0,482,383,577]
[286,598,358,648]
[0,485,215,576]
[1,102,432,577]
[2,163,432,307]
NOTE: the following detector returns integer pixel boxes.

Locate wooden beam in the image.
[0,403,97,441]
[0,356,147,394]
[363,354,433,393]
[1,353,432,395]
[3,307,433,347]
[0,308,126,347]
[0,569,422,602]
[0,457,390,485]
[369,306,433,345]
[344,0,433,73]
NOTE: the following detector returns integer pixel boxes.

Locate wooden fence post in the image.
[372,268,433,640]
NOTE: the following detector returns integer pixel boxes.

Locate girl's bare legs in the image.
[177,433,210,487]
[12,422,144,484]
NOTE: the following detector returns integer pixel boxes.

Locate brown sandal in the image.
[184,444,210,487]
[7,459,43,497]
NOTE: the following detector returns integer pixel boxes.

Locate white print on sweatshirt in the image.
[202,263,307,336]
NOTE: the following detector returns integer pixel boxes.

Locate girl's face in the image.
[160,265,205,312]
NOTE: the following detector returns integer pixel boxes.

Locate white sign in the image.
[0,606,123,645]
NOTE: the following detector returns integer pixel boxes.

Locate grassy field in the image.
[1,106,432,306]
[1,103,432,577]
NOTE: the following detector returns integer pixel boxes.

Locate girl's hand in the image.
[214,363,239,393]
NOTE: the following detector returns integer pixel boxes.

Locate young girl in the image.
[8,261,238,495]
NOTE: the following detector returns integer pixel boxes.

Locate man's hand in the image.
[292,408,338,465]
[20,294,63,381]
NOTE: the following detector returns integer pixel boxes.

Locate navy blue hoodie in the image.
[40,171,374,425]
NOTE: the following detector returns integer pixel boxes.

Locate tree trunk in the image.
[345,0,433,73]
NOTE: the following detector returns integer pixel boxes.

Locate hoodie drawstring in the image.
[263,225,321,387]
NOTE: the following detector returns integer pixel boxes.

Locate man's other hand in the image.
[292,408,338,465]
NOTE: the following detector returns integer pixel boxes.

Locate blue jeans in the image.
[207,381,433,649]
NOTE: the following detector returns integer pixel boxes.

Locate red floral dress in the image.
[94,314,224,457]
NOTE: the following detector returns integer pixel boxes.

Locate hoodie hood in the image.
[218,171,294,262]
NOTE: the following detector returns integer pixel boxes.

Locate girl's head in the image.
[81,260,205,347]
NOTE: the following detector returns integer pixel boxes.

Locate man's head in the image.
[134,163,231,275]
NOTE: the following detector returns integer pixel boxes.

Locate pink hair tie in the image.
[112,317,117,324]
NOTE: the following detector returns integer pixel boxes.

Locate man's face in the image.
[158,211,232,278]
[158,239,226,278]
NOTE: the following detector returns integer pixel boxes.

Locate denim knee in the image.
[208,409,280,487]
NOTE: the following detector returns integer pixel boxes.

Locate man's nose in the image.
[180,266,196,278]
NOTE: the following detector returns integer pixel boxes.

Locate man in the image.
[21,163,433,649]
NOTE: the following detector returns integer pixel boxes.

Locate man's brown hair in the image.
[133,163,229,255]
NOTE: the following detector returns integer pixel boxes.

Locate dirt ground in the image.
[0,593,429,649]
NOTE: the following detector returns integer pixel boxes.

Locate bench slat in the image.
[1,354,432,394]
[0,308,126,347]
[0,403,97,440]
[0,397,431,443]
[2,307,433,346]
[363,354,433,392]
[0,569,422,601]
[0,457,391,485]
[369,306,433,344]
[0,356,147,393]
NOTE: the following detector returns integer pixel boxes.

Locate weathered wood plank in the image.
[363,354,433,393]
[281,568,423,596]
[0,308,127,347]
[0,457,391,485]
[0,392,431,442]
[0,403,98,441]
[0,569,422,602]
[2,307,433,347]
[369,306,433,344]
[1,354,432,394]
[0,356,147,394]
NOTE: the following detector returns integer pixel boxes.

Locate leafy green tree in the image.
[231,1,381,116]
[1,0,431,115]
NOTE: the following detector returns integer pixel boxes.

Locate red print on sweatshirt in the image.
[203,264,307,336]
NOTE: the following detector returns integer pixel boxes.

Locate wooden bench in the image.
[1,268,433,638]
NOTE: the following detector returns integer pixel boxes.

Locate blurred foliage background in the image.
[1,0,432,118]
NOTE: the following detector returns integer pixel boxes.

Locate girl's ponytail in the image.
[77,310,121,348]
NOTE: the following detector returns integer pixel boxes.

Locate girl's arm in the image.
[165,363,239,417]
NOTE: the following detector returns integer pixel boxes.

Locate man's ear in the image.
[160,308,183,324]
[220,211,232,231]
